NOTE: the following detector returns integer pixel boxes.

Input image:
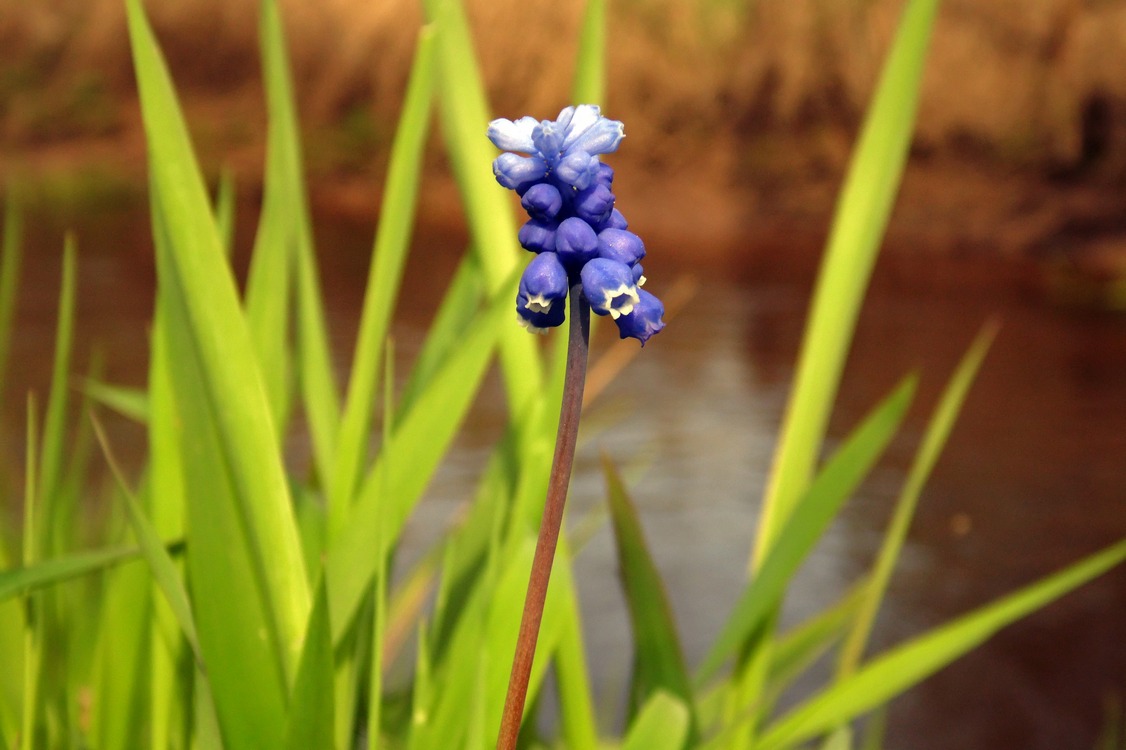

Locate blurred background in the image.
[1,1,1124,748]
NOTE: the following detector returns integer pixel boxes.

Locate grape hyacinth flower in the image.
[492,106,666,750]
[488,104,665,346]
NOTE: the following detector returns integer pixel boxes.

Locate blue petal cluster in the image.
[488,105,665,346]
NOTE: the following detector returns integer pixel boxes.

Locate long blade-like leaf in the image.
[753,0,940,568]
[696,376,916,684]
[603,455,695,738]
[329,25,436,522]
[838,322,998,676]
[757,539,1126,750]
[126,0,309,676]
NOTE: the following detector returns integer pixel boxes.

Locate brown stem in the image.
[497,284,590,750]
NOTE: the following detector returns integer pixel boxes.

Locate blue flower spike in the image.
[488,104,664,345]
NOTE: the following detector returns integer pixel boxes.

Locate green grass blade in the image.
[0,194,23,404]
[603,455,695,737]
[622,692,690,750]
[89,526,152,750]
[21,395,41,749]
[395,251,485,419]
[422,0,543,418]
[838,322,998,676]
[284,578,335,750]
[572,0,606,105]
[326,275,513,640]
[330,25,435,520]
[214,167,236,256]
[757,538,1126,750]
[37,236,76,511]
[126,0,309,676]
[91,413,202,662]
[81,380,148,423]
[753,0,940,569]
[696,376,916,685]
[151,186,289,747]
[258,0,341,483]
[0,545,153,603]
[553,579,599,750]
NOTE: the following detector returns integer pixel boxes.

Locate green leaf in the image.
[284,578,335,750]
[757,539,1126,750]
[256,0,341,472]
[0,545,152,603]
[329,24,436,522]
[696,376,916,685]
[622,692,690,750]
[91,414,202,663]
[0,193,23,404]
[81,380,148,424]
[572,0,606,105]
[126,0,309,679]
[752,0,940,568]
[422,0,543,418]
[38,236,76,512]
[326,272,515,641]
[603,455,695,739]
[838,322,998,676]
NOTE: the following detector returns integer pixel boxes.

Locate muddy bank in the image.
[2,0,1126,297]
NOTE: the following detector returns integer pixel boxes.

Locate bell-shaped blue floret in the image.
[493,153,548,192]
[580,258,640,319]
[518,251,568,314]
[555,151,601,190]
[521,183,563,222]
[518,219,557,254]
[574,183,615,226]
[516,302,566,334]
[631,262,646,286]
[487,116,538,152]
[596,228,645,267]
[598,208,628,231]
[516,252,568,333]
[614,289,664,345]
[554,217,600,269]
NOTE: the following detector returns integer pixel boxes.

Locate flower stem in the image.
[497,284,590,750]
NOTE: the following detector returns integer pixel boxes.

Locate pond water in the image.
[6,204,1126,750]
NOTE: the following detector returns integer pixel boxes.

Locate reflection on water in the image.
[7,207,1126,750]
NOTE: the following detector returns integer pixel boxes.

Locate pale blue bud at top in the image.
[574,183,615,226]
[493,153,547,191]
[487,116,538,152]
[532,120,566,161]
[554,217,600,269]
[566,116,626,156]
[555,151,601,190]
[521,183,563,222]
[597,228,645,267]
[614,289,664,345]
[560,105,602,150]
[580,258,640,319]
[518,219,556,254]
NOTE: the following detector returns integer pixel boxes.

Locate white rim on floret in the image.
[601,285,640,319]
[524,294,554,314]
[516,313,551,335]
